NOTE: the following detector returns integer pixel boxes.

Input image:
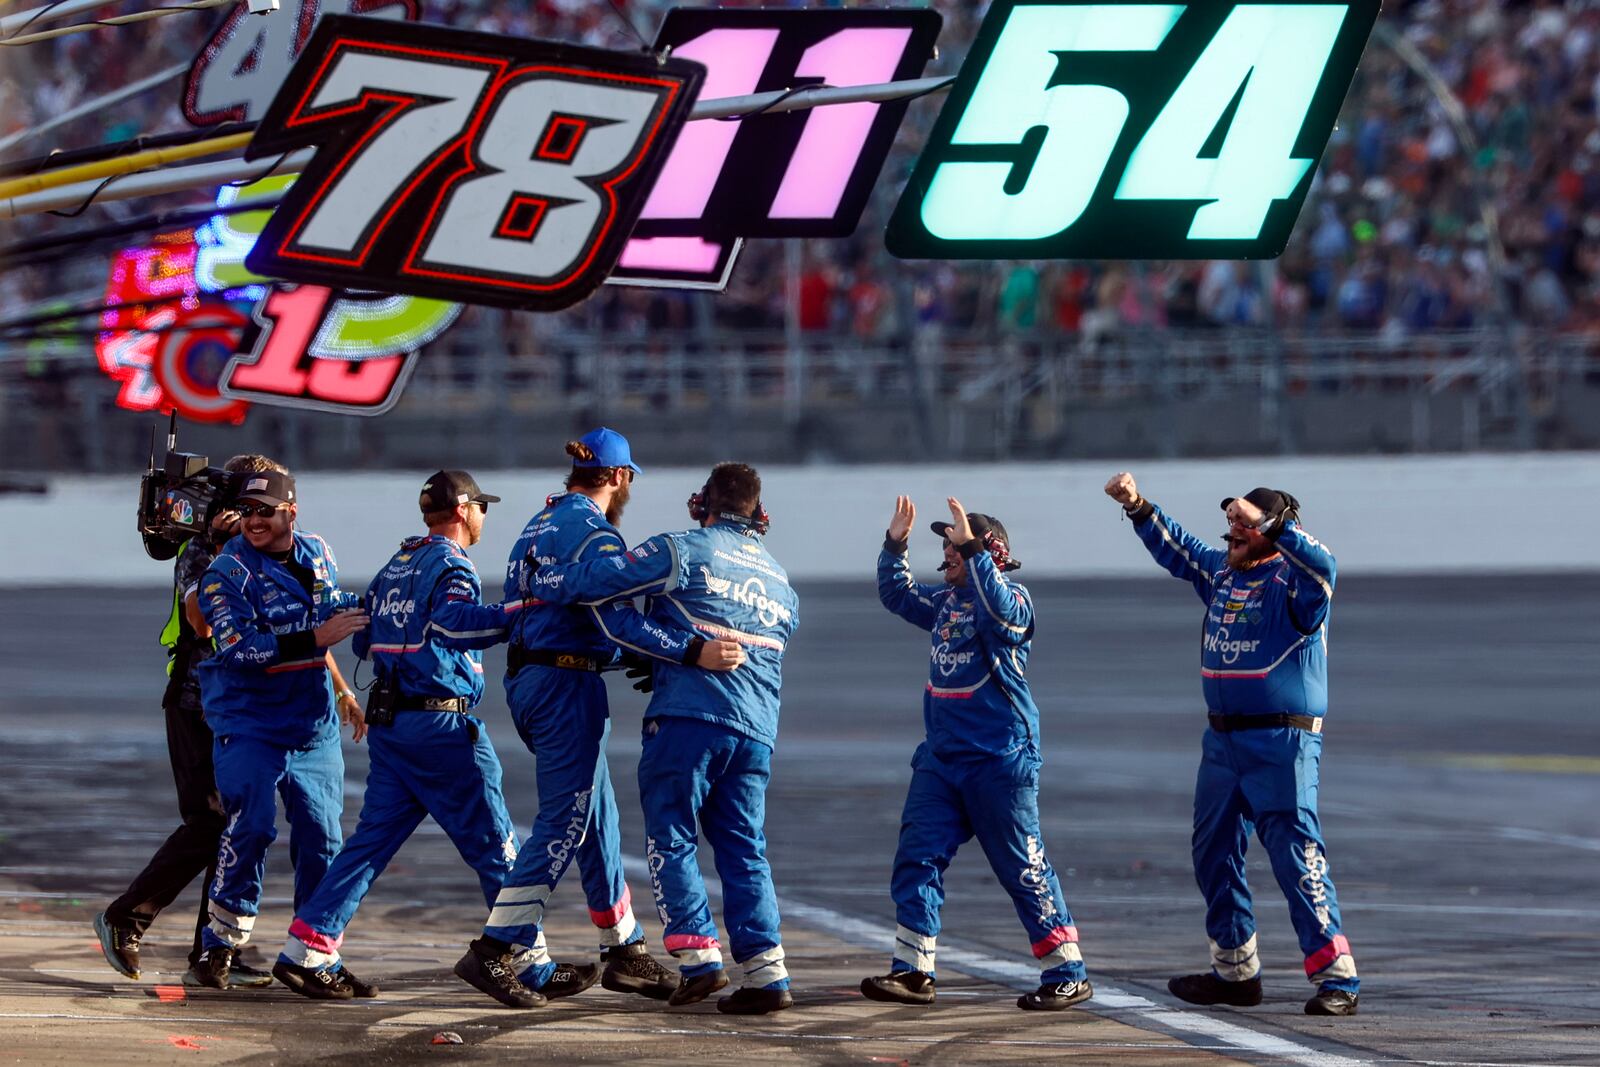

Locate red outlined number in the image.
[409,68,681,291]
[221,285,416,415]
[272,44,504,266]
[245,18,704,310]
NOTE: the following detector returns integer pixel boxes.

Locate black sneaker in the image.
[536,961,600,1000]
[1305,987,1359,1016]
[666,967,729,1007]
[227,960,276,989]
[273,959,354,1000]
[454,940,546,1009]
[1168,972,1263,1007]
[601,941,680,1000]
[334,963,379,999]
[717,985,793,1015]
[1018,979,1094,1011]
[183,946,234,990]
[860,970,936,1005]
[93,912,141,980]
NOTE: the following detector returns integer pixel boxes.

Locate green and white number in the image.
[919,3,1348,243]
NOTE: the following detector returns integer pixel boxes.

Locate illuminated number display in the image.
[245,16,704,311]
[222,285,418,416]
[887,0,1380,260]
[612,7,941,289]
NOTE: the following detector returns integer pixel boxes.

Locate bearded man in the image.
[1105,473,1359,1017]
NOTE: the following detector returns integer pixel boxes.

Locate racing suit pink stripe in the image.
[664,933,720,952]
[288,918,342,953]
[1303,934,1352,976]
[1031,925,1079,958]
[589,886,632,928]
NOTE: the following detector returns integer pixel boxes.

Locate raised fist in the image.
[1104,472,1140,508]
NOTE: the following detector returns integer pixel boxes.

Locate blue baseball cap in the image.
[572,427,642,474]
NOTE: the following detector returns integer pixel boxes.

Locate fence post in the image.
[784,240,804,432]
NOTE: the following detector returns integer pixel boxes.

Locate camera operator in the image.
[93,455,290,988]
[186,467,367,990]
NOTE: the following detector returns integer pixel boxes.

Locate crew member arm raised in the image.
[878,494,942,630]
[1267,521,1337,633]
[960,543,1034,644]
[1106,472,1224,602]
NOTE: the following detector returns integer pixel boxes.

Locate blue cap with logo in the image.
[572,427,642,474]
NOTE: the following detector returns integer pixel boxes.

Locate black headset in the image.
[687,479,770,535]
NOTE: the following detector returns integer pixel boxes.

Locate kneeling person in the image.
[275,471,526,1000]
[861,497,1093,1012]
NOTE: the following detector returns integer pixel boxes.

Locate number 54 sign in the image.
[888,0,1380,260]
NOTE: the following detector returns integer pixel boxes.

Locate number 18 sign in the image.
[887,0,1380,260]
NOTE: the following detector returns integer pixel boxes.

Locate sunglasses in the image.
[236,502,286,518]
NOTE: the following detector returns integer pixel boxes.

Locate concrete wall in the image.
[4,453,1597,586]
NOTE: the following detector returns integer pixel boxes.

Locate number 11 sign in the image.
[888,0,1379,260]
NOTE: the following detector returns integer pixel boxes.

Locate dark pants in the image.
[106,700,226,966]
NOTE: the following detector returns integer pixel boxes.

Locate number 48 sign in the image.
[888,0,1380,260]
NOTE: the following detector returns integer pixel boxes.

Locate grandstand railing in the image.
[3,327,1597,468]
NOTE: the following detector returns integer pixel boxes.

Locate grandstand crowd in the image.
[3,0,1599,341]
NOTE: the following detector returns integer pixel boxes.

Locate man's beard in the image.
[606,481,631,526]
[1227,536,1278,568]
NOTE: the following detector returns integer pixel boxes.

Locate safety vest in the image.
[158,538,191,677]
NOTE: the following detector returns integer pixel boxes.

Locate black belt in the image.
[507,645,605,674]
[395,696,469,713]
[1208,713,1323,734]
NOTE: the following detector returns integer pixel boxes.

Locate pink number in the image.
[228,285,405,409]
[638,28,780,221]
[306,352,406,405]
[228,285,328,396]
[770,28,912,218]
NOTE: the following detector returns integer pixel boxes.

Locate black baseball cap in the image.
[235,470,295,507]
[1221,487,1291,515]
[420,470,501,513]
[930,512,1020,569]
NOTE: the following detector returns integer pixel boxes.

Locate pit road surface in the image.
[1,576,1597,1064]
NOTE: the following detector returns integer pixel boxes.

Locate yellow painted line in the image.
[1434,754,1600,775]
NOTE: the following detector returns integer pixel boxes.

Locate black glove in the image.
[1275,490,1301,527]
[622,657,654,693]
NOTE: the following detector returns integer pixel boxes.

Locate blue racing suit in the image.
[280,533,521,973]
[877,539,1086,985]
[1130,502,1356,993]
[534,519,798,990]
[196,531,352,950]
[486,492,702,985]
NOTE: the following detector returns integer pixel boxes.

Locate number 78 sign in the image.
[888,0,1380,260]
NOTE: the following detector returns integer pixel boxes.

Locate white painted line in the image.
[1493,826,1600,853]
[621,858,1368,1067]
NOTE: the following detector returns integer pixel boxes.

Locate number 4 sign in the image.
[888,0,1380,260]
[243,16,704,311]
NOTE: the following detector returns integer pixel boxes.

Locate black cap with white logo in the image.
[235,470,295,507]
[420,470,501,513]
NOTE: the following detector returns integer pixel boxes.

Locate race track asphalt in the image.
[1,575,1597,1065]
